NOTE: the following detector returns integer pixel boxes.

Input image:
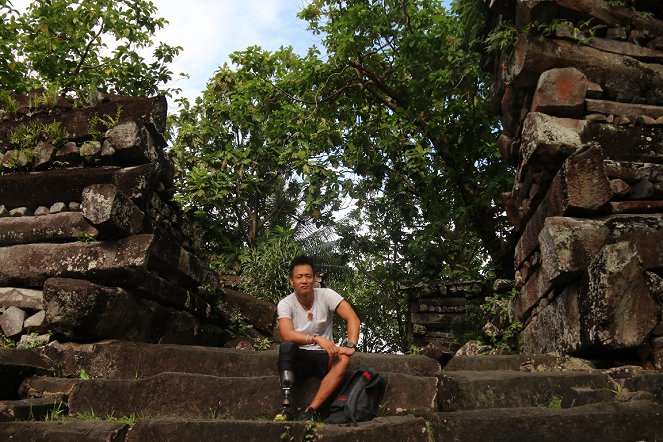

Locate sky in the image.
[10,0,322,105]
[150,0,321,104]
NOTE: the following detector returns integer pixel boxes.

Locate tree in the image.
[295,0,514,279]
[0,0,181,98]
[170,47,345,263]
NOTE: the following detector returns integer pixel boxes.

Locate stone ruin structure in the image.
[407,280,487,355]
[0,93,228,347]
[487,0,663,364]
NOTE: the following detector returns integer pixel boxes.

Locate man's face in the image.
[290,264,315,296]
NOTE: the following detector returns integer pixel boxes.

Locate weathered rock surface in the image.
[0,235,154,287]
[0,287,44,310]
[0,420,129,441]
[0,306,26,338]
[82,184,144,238]
[37,341,440,379]
[531,67,588,118]
[43,278,224,345]
[581,241,659,350]
[438,370,612,411]
[0,164,158,210]
[0,212,98,246]
[431,400,663,442]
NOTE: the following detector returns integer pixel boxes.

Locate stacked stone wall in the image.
[0,93,226,347]
[489,0,663,365]
[406,280,508,359]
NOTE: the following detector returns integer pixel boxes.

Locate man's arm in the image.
[278,317,318,346]
[336,300,360,356]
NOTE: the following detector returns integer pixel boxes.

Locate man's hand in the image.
[314,335,340,359]
[339,346,356,356]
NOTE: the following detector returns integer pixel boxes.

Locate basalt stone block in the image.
[539,217,609,286]
[506,36,663,102]
[531,68,588,118]
[432,400,663,442]
[520,113,663,171]
[438,370,612,411]
[604,214,663,271]
[519,284,582,354]
[55,142,79,165]
[125,420,308,442]
[221,288,276,336]
[0,421,129,441]
[0,95,167,150]
[512,265,554,320]
[0,397,67,422]
[32,141,56,170]
[23,310,46,329]
[0,164,157,209]
[79,141,101,158]
[581,241,659,349]
[0,287,44,310]
[0,212,98,246]
[0,234,154,287]
[68,372,279,419]
[43,277,224,345]
[134,271,215,320]
[516,0,663,35]
[0,306,26,337]
[586,99,663,120]
[82,184,144,239]
[515,145,611,269]
[104,119,158,165]
[520,112,584,169]
[125,416,429,442]
[604,160,663,183]
[149,232,215,288]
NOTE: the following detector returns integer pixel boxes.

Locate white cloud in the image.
[151,0,319,104]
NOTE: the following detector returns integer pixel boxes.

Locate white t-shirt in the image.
[277,287,344,350]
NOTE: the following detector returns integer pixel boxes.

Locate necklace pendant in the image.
[307,312,313,321]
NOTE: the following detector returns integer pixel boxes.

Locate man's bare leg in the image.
[307,354,350,411]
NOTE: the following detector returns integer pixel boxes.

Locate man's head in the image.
[289,255,316,297]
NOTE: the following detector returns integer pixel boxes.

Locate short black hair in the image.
[289,255,316,277]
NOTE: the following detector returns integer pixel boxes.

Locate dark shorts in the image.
[278,343,330,379]
[295,349,330,378]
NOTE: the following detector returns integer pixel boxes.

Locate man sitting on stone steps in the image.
[276,255,360,421]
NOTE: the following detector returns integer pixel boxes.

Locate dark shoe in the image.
[274,407,295,421]
[298,408,321,422]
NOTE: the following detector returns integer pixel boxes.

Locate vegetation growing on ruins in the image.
[0,0,516,352]
[0,0,182,99]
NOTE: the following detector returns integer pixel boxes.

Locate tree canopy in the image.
[172,0,513,281]
[0,0,181,98]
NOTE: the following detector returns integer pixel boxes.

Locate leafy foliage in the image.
[296,0,513,279]
[238,233,305,304]
[0,0,182,98]
[170,50,344,259]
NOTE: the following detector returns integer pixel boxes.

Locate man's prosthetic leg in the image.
[275,342,297,420]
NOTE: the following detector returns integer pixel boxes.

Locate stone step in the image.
[0,396,66,422]
[0,415,428,442]
[127,415,429,442]
[444,354,595,372]
[431,400,663,442]
[64,371,437,420]
[0,420,129,442]
[438,370,614,411]
[0,348,54,399]
[39,341,440,379]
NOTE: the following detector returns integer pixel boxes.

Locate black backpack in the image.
[325,369,387,425]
